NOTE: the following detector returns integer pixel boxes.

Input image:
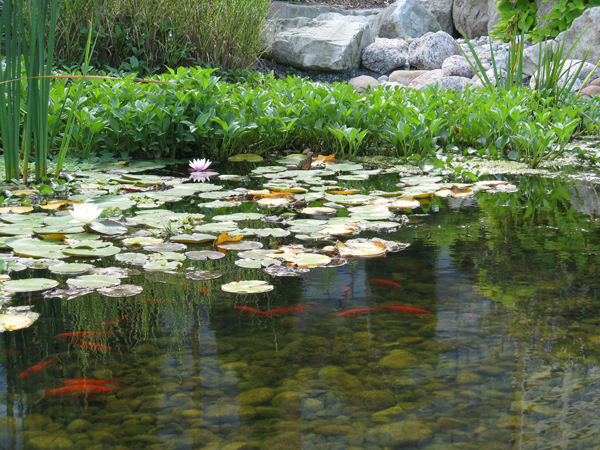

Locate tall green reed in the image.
[0,0,60,182]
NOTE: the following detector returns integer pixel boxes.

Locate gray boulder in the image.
[522,39,559,76]
[265,13,375,72]
[535,0,559,29]
[408,69,445,89]
[362,38,409,73]
[389,69,429,84]
[442,55,475,77]
[453,0,489,38]
[408,31,461,70]
[373,0,441,39]
[556,7,600,67]
[435,76,476,92]
[268,1,381,20]
[349,75,379,92]
[418,0,455,35]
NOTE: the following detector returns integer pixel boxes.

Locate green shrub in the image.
[54,0,271,74]
[491,0,600,43]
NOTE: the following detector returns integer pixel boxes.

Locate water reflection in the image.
[2,175,600,449]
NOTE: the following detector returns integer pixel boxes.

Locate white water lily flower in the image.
[69,203,103,225]
[189,158,212,172]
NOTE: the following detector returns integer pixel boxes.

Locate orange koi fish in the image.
[379,305,431,314]
[199,286,209,295]
[18,357,58,379]
[42,384,112,399]
[63,378,123,388]
[99,314,136,327]
[57,331,118,340]
[337,307,377,317]
[369,279,402,290]
[341,285,352,296]
[74,341,113,351]
[235,306,266,316]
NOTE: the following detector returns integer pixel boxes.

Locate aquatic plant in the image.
[189,158,212,172]
[69,203,104,225]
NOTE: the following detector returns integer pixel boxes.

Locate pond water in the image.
[1,159,600,450]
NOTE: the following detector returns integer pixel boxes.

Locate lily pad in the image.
[228,154,264,162]
[3,278,59,292]
[197,200,243,208]
[148,252,186,262]
[143,261,183,272]
[216,241,263,251]
[336,240,387,258]
[170,234,216,244]
[122,236,164,246]
[186,270,222,281]
[0,314,34,332]
[86,220,128,236]
[264,265,310,277]
[195,223,239,233]
[212,213,264,222]
[144,243,187,252]
[401,176,443,185]
[67,275,121,289]
[253,228,291,238]
[185,251,226,261]
[235,258,281,269]
[62,246,120,258]
[44,288,93,300]
[86,195,136,210]
[49,263,94,275]
[221,280,274,294]
[251,166,287,174]
[115,253,150,265]
[88,267,131,278]
[97,284,143,298]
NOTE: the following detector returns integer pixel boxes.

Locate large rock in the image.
[349,75,379,92]
[535,0,559,29]
[373,0,441,39]
[389,69,429,85]
[453,0,489,38]
[268,1,381,20]
[362,38,409,73]
[408,31,461,70]
[266,13,375,72]
[442,55,475,77]
[522,39,559,76]
[408,69,445,88]
[418,0,455,35]
[434,76,475,91]
[556,7,600,67]
[365,421,433,447]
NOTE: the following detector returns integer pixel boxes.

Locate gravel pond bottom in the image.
[2,169,600,450]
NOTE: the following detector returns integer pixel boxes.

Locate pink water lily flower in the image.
[189,158,212,172]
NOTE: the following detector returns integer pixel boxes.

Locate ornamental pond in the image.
[1,155,600,450]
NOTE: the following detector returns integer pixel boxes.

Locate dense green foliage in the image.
[54,0,271,74]
[492,0,600,42]
[39,67,597,168]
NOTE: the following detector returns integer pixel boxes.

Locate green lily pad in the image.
[88,267,130,278]
[186,270,222,281]
[115,253,150,265]
[198,190,240,200]
[0,314,35,332]
[0,225,37,236]
[327,163,363,172]
[67,275,121,289]
[86,220,128,236]
[148,252,186,262]
[235,258,281,269]
[228,154,264,162]
[195,223,239,233]
[338,175,369,181]
[238,250,281,259]
[197,200,243,208]
[143,243,187,252]
[122,237,163,246]
[49,263,94,275]
[324,194,375,205]
[170,234,216,244]
[3,278,59,292]
[212,213,264,222]
[252,228,290,238]
[143,261,182,272]
[97,284,143,298]
[401,176,443,185]
[216,241,263,251]
[221,280,274,294]
[185,251,226,261]
[62,246,121,258]
[251,166,287,174]
[86,195,136,210]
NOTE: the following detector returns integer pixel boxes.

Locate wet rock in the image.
[372,406,404,423]
[352,390,395,410]
[272,391,302,412]
[379,349,417,370]
[255,407,282,418]
[456,372,482,385]
[365,420,432,447]
[130,435,160,444]
[219,362,248,371]
[204,404,241,422]
[221,443,250,450]
[263,432,303,450]
[137,401,160,413]
[184,429,222,442]
[408,31,461,70]
[318,366,362,388]
[90,431,117,445]
[437,417,468,429]
[106,399,132,414]
[116,387,139,399]
[240,406,258,420]
[314,425,353,436]
[66,420,90,434]
[133,344,157,355]
[346,430,365,446]
[178,409,202,418]
[236,388,276,406]
[26,437,72,450]
[24,415,52,429]
[91,369,113,379]
[303,398,325,412]
[442,55,475,78]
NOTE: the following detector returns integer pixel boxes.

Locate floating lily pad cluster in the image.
[0,156,518,323]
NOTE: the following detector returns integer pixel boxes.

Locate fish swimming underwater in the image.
[73,341,113,351]
[41,384,112,399]
[337,307,377,317]
[63,378,123,388]
[235,306,266,316]
[379,305,431,314]
[18,357,58,379]
[369,279,402,290]
[56,331,118,340]
[264,305,315,317]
